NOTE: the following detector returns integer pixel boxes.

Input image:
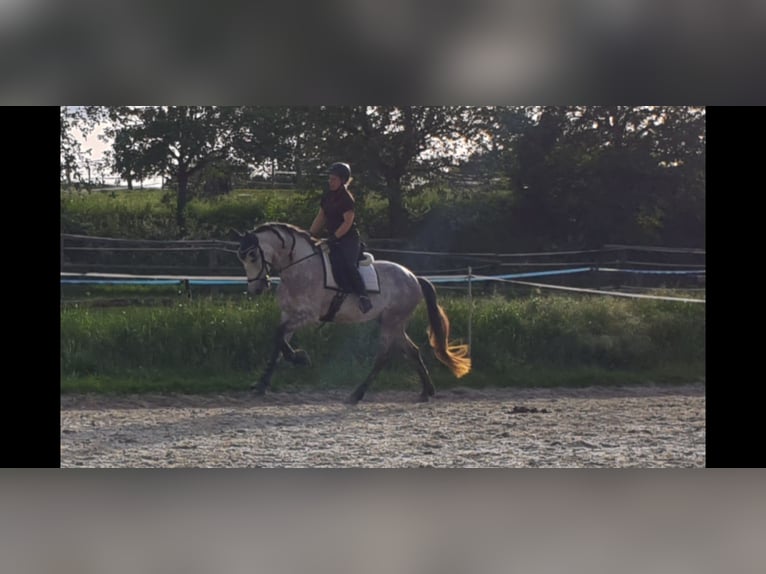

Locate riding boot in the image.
[320,291,347,322]
[335,233,372,314]
[358,295,372,314]
[348,267,372,313]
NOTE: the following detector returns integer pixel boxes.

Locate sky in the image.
[81,124,108,160]
[74,121,163,187]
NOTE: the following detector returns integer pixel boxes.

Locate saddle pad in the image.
[320,249,381,293]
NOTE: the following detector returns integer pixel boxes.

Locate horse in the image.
[231,222,471,404]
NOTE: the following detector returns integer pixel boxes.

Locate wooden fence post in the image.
[468,266,473,356]
[208,249,218,270]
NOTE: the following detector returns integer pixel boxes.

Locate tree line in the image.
[60,106,705,247]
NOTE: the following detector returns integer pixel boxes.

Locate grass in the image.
[59,186,518,244]
[61,187,324,239]
[61,292,705,394]
[60,363,704,395]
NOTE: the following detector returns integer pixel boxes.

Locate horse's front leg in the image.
[278,307,314,367]
[252,322,292,394]
[279,332,311,367]
[253,309,314,393]
[284,343,311,366]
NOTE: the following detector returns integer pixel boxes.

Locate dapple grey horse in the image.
[232,222,471,404]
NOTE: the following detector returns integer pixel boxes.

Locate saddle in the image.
[318,243,380,294]
[318,242,380,322]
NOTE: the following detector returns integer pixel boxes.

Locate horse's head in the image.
[231,229,270,295]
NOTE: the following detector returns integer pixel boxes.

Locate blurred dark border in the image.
[1,468,765,573]
[2,1,766,104]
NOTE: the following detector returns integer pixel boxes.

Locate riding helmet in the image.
[328,162,351,183]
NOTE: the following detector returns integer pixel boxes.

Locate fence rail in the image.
[61,233,706,295]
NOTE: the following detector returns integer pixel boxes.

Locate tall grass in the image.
[465,295,705,373]
[61,190,175,238]
[61,293,705,393]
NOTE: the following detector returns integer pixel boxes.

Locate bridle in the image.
[240,229,320,285]
[240,244,272,285]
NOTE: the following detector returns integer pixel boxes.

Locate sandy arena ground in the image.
[61,383,705,468]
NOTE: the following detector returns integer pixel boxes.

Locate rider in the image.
[309,162,373,314]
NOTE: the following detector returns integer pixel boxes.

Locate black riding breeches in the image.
[329,236,367,296]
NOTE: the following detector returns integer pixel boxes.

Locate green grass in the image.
[60,283,248,308]
[59,186,516,243]
[61,292,705,394]
[61,187,324,239]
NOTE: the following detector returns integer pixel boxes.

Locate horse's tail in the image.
[417,277,472,378]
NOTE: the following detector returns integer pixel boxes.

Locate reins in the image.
[246,224,321,280]
[278,249,319,272]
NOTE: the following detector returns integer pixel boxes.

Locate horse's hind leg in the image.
[347,334,394,405]
[401,333,435,401]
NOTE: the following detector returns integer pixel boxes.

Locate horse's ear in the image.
[227,228,244,242]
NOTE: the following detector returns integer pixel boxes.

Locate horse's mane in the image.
[253,222,319,249]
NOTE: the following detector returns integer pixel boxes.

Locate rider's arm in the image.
[334,210,355,239]
[309,208,326,236]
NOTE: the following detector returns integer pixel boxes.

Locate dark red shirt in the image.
[320,186,358,236]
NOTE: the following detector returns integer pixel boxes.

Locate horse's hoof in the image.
[345,393,362,405]
[251,383,267,395]
[416,393,430,403]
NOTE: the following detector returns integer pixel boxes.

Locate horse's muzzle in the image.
[248,279,270,296]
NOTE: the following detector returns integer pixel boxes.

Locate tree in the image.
[459,106,529,185]
[61,106,112,189]
[61,107,79,186]
[502,106,705,247]
[60,107,92,188]
[106,106,278,236]
[112,128,149,190]
[298,106,489,235]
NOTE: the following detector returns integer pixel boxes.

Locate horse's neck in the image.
[258,228,313,270]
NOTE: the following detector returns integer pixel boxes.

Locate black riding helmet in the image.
[328,162,351,183]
